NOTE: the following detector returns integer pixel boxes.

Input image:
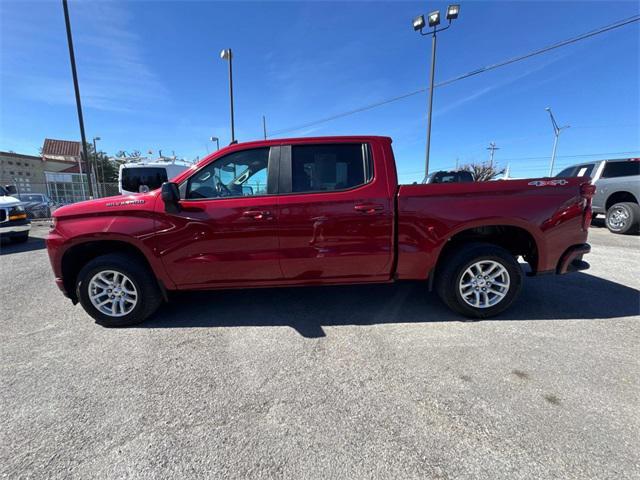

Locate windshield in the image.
[0,185,8,196]
[121,167,168,193]
[555,163,596,178]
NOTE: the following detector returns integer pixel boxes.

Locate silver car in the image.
[556,158,640,234]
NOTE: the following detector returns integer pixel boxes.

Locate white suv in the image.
[0,185,30,243]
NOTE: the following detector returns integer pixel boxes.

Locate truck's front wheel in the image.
[76,253,163,327]
[436,243,523,319]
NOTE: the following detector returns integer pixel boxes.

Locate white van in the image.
[118,160,192,195]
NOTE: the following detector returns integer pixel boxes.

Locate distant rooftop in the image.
[42,138,81,162]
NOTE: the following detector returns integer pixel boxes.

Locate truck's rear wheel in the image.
[76,253,162,327]
[605,202,639,234]
[436,243,523,318]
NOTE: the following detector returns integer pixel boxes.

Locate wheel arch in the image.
[605,191,638,211]
[433,224,540,282]
[60,239,163,303]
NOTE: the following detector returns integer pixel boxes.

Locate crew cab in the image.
[46,136,594,327]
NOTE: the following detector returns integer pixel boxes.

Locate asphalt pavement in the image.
[1,222,639,479]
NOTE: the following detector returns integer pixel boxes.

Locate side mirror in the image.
[5,185,17,195]
[161,182,181,214]
[139,185,150,193]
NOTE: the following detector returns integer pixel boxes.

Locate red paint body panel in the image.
[395,178,589,279]
[154,195,281,287]
[46,136,591,297]
[46,192,177,294]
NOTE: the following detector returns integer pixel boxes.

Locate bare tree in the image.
[460,161,506,182]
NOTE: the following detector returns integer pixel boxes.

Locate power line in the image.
[268,15,640,137]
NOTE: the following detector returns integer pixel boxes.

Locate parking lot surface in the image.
[1,222,639,479]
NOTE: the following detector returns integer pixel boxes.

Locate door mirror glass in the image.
[161,182,180,213]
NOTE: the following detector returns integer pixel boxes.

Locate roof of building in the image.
[42,139,81,161]
[0,151,42,161]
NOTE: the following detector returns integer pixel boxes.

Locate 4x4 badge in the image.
[528,179,568,187]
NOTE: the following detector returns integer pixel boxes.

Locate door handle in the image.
[242,210,272,220]
[354,203,384,214]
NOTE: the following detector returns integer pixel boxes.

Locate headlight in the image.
[8,205,27,221]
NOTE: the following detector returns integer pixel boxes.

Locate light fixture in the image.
[446,4,460,20]
[412,14,426,31]
[427,10,440,27]
[220,49,231,60]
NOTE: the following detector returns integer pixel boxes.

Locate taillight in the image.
[580,182,595,231]
[580,183,596,198]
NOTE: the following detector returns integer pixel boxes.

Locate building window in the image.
[8,161,13,165]
[26,172,31,176]
[9,171,14,175]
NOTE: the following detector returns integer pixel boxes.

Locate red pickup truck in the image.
[46,136,593,326]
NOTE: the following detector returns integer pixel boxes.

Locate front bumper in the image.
[0,219,31,237]
[557,243,591,274]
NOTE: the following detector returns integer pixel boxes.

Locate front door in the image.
[276,142,394,281]
[155,146,282,288]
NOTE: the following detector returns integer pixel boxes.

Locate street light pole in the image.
[545,107,570,176]
[413,5,460,182]
[220,48,236,144]
[62,0,93,199]
[93,136,103,196]
[424,31,438,180]
[262,115,267,140]
[210,136,220,151]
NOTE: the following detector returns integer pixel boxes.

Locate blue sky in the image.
[1,0,638,182]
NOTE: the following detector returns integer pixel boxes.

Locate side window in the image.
[601,161,640,178]
[290,143,372,193]
[186,148,270,199]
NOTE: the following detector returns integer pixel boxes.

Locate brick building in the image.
[0,139,92,202]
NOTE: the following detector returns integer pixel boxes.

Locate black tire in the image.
[76,253,163,327]
[605,202,640,234]
[10,232,29,243]
[435,243,523,319]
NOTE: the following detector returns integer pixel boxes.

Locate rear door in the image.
[276,141,394,281]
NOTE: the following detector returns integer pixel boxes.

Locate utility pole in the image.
[545,107,570,176]
[62,0,93,199]
[262,115,267,140]
[487,142,499,168]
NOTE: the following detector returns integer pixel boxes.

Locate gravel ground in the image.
[1,222,639,479]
